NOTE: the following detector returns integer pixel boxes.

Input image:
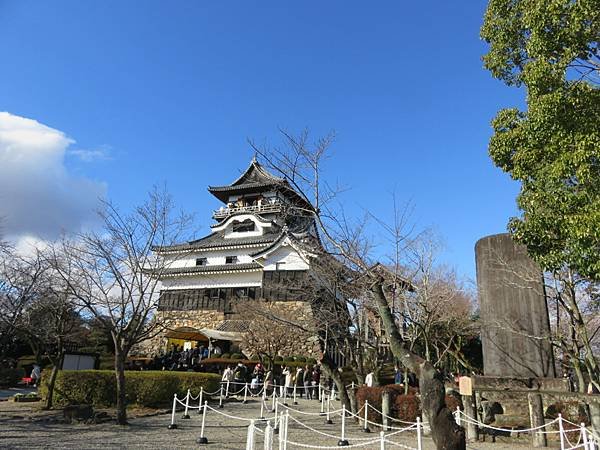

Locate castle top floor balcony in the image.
[212,200,284,219]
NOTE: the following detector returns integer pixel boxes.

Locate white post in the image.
[260,396,265,419]
[243,383,248,403]
[331,383,336,400]
[246,419,255,450]
[455,406,461,426]
[340,404,347,445]
[283,384,288,405]
[264,421,273,450]
[271,388,276,412]
[274,399,279,430]
[198,401,208,444]
[183,389,191,419]
[581,423,589,450]
[417,417,423,450]
[364,400,370,432]
[558,414,566,450]
[198,387,203,414]
[293,384,297,405]
[168,393,178,429]
[326,394,332,424]
[219,385,224,408]
[278,412,285,450]
[320,387,325,415]
[380,431,385,450]
[226,380,230,398]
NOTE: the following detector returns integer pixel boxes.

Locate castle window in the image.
[196,257,207,266]
[232,219,255,233]
[226,255,238,264]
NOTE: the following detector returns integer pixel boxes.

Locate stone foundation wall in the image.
[133,300,322,358]
[133,310,225,356]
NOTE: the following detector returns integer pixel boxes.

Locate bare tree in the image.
[250,130,466,450]
[242,302,310,368]
[51,186,192,425]
[0,248,48,362]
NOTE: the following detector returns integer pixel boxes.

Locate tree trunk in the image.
[44,350,64,410]
[320,352,351,411]
[371,283,465,450]
[114,347,128,425]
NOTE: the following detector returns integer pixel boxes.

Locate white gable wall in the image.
[161,271,263,290]
[262,245,309,271]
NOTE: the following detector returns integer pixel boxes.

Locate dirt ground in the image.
[0,397,560,449]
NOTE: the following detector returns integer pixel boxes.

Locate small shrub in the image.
[221,353,231,359]
[295,356,306,363]
[274,355,283,362]
[230,353,243,360]
[39,370,221,408]
[306,357,317,365]
[283,356,295,363]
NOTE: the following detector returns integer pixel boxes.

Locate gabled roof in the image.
[154,228,284,253]
[207,158,314,211]
[160,262,262,277]
[208,159,284,202]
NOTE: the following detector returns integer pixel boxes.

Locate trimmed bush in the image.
[274,355,283,362]
[230,353,243,360]
[39,370,221,408]
[0,367,24,387]
[283,356,295,363]
[295,356,306,363]
[220,353,231,359]
[306,357,317,365]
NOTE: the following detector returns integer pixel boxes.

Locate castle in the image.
[146,158,329,358]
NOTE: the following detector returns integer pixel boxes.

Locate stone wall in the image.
[133,309,225,356]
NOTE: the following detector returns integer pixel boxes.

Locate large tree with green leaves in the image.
[481,0,600,280]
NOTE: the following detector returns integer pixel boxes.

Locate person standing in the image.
[30,364,41,388]
[282,366,292,397]
[365,371,374,387]
[295,366,304,398]
[303,365,312,400]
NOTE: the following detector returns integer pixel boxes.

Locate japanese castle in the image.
[150,157,321,355]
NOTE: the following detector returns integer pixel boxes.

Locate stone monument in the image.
[475,233,555,378]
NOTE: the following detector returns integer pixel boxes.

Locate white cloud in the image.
[69,145,112,162]
[0,112,107,242]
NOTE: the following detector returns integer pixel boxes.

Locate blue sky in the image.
[0,1,524,280]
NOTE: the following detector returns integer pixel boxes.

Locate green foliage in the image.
[481,0,600,279]
[39,370,221,408]
[294,356,306,363]
[0,367,24,387]
[306,357,317,365]
[230,353,243,360]
[283,356,295,363]
[221,353,231,359]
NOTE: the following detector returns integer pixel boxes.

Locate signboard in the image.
[458,376,473,396]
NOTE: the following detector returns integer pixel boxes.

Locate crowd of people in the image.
[220,362,323,398]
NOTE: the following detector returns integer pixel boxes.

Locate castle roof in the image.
[154,227,283,253]
[207,158,314,210]
[160,262,263,277]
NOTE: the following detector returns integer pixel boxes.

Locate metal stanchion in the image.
[363,400,371,433]
[219,385,224,408]
[379,431,385,450]
[197,401,208,444]
[264,421,274,450]
[182,389,191,419]
[198,387,204,414]
[243,383,248,404]
[558,414,565,450]
[245,419,255,450]
[417,417,423,450]
[293,385,297,405]
[168,393,178,429]
[325,394,333,425]
[338,404,349,446]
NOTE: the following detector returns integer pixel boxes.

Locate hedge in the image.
[355,385,461,423]
[39,370,221,408]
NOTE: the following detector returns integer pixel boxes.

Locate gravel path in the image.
[0,396,560,449]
